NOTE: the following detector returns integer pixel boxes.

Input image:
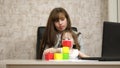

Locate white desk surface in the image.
[1,60,120,68]
[1,60,120,65]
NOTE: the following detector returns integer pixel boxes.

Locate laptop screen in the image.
[102,21,120,58]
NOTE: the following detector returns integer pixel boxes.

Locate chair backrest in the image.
[102,21,120,58]
[36,27,77,59]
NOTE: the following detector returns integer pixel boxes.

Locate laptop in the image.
[81,21,120,61]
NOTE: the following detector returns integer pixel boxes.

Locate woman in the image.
[39,7,88,59]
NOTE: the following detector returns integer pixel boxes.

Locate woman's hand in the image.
[43,48,55,54]
[43,48,61,56]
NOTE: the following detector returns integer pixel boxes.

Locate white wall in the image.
[108,0,120,22]
[0,0,108,60]
[118,0,120,22]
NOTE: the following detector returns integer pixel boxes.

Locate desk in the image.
[2,60,120,68]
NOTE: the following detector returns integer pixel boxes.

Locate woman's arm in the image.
[43,48,61,55]
[42,47,62,60]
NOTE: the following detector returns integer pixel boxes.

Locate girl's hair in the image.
[61,30,81,50]
[39,7,72,59]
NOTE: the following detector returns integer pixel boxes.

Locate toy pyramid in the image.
[45,40,72,60]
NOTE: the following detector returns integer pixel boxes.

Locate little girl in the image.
[61,30,88,59]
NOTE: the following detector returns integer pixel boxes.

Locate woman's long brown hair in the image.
[39,7,72,59]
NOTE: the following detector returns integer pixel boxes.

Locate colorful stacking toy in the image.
[54,53,63,60]
[62,40,71,60]
[62,40,72,48]
[45,40,72,60]
[45,52,54,60]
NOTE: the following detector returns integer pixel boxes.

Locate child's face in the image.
[62,32,74,45]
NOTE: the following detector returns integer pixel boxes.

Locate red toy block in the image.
[45,52,54,60]
[62,40,72,48]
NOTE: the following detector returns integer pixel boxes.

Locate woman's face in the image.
[54,13,67,32]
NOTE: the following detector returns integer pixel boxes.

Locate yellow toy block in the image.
[62,47,69,53]
[54,53,63,60]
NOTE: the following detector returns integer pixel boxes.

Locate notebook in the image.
[81,21,120,61]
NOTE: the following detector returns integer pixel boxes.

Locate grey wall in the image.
[0,0,108,60]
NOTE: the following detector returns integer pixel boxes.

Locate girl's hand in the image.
[78,51,89,58]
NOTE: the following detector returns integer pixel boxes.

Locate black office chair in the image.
[36,26,78,59]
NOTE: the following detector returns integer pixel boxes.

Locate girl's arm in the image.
[78,51,89,58]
